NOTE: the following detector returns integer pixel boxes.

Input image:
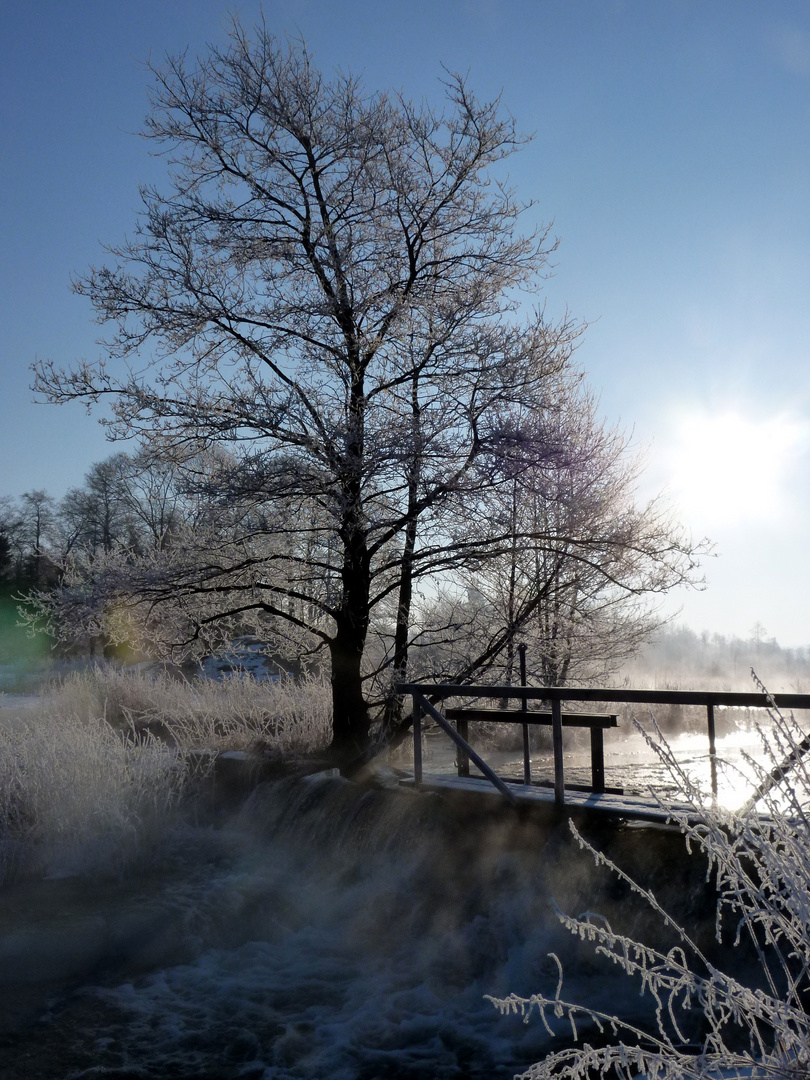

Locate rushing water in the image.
[0,770,728,1080]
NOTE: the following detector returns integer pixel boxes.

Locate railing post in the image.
[707,702,717,799]
[519,643,530,785]
[457,718,470,777]
[590,727,606,794]
[551,695,565,806]
[415,693,517,805]
[413,695,423,785]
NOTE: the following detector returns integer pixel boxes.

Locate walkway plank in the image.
[400,772,698,825]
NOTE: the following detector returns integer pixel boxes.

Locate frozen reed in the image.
[0,666,332,882]
[490,682,810,1079]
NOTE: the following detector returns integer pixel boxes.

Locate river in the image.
[0,766,734,1080]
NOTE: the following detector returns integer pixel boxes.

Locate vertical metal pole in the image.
[413,696,423,785]
[457,719,470,777]
[519,643,530,785]
[551,696,565,806]
[707,702,717,799]
[590,728,606,794]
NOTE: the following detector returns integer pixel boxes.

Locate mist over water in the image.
[0,774,721,1080]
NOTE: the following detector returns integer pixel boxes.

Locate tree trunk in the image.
[500,477,519,706]
[329,618,371,769]
[381,510,419,736]
[328,478,372,770]
[381,371,423,737]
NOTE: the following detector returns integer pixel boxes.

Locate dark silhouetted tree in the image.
[33,23,701,765]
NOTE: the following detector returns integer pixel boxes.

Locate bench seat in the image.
[443,706,618,793]
[444,707,617,728]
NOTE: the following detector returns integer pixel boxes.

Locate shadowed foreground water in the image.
[0,774,725,1079]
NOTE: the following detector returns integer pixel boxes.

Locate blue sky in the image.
[2,1,810,645]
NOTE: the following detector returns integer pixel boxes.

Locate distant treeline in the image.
[0,452,186,593]
[624,624,810,693]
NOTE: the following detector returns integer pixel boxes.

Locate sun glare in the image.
[666,410,806,527]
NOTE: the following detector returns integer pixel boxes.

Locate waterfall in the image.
[0,773,718,1079]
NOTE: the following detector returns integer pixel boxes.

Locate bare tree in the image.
[495,395,693,687]
[0,510,14,586]
[116,451,186,551]
[12,491,58,588]
[34,22,587,765]
[58,455,139,561]
[406,389,705,691]
[0,498,23,584]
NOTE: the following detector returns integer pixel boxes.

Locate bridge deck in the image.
[400,771,702,825]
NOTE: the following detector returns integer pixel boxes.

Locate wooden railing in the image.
[396,682,810,808]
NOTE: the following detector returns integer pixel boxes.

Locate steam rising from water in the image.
[0,775,718,1079]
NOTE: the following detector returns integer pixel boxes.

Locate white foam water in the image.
[0,775,720,1079]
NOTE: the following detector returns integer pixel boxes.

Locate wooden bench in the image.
[444,707,619,794]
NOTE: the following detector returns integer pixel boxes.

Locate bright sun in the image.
[666,410,806,528]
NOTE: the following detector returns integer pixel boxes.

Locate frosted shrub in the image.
[40,665,333,754]
[0,708,188,881]
[489,681,810,1079]
[0,667,332,882]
